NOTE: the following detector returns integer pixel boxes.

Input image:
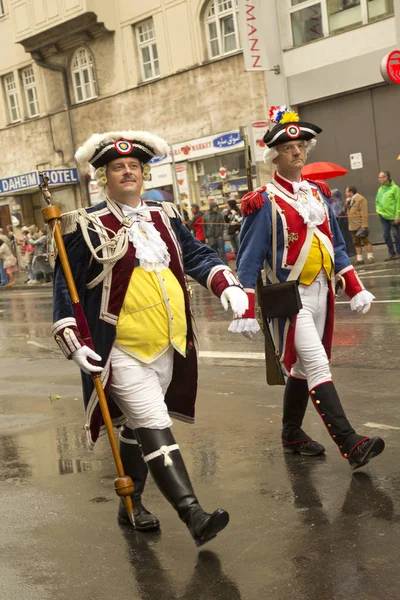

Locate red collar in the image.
[274,172,304,195]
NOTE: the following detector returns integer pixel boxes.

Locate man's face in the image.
[345,188,353,199]
[273,140,307,173]
[106,157,143,201]
[378,172,389,186]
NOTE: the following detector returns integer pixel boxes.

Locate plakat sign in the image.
[249,121,269,162]
[350,153,363,170]
[380,50,400,84]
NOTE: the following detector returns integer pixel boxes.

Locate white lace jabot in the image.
[116,200,170,272]
[292,180,326,228]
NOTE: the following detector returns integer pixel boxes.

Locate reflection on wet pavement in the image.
[1,258,400,599]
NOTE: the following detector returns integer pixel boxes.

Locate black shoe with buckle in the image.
[347,437,385,470]
[282,440,326,456]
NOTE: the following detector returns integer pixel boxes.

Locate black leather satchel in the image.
[259,192,302,320]
[260,279,302,319]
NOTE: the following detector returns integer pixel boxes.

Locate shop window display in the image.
[196,152,249,206]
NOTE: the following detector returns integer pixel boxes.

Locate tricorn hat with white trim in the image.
[263,106,322,148]
[75,130,169,169]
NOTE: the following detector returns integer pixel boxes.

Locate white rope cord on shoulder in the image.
[143,444,180,467]
[76,211,129,289]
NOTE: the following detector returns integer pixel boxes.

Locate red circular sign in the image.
[380,50,400,85]
[219,167,227,179]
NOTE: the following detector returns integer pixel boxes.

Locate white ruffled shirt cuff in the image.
[350,290,375,314]
[228,318,261,334]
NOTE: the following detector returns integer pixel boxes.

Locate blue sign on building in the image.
[0,168,79,194]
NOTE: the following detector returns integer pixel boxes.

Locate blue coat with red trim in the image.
[236,172,364,373]
[52,198,239,448]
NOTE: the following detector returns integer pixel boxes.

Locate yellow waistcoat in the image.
[299,234,332,285]
[115,266,187,364]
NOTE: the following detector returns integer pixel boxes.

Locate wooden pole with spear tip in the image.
[39,172,135,525]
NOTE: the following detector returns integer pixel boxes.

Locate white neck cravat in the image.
[292,180,326,227]
[115,199,171,272]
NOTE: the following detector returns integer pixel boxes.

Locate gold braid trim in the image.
[162,202,181,219]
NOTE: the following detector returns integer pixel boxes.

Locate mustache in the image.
[120,177,136,183]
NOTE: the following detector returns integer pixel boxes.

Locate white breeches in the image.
[110,346,174,430]
[290,271,332,390]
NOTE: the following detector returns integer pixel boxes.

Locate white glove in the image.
[228,318,261,339]
[72,346,103,374]
[350,290,375,314]
[220,286,249,318]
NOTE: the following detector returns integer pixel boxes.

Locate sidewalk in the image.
[0,244,397,293]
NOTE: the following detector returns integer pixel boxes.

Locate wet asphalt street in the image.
[1,249,400,600]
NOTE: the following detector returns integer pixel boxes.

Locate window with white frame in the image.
[290,0,394,47]
[135,19,160,81]
[205,0,240,60]
[4,73,20,123]
[71,47,97,103]
[22,67,39,118]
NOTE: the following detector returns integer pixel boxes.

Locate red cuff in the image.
[338,267,364,299]
[208,266,241,298]
[52,318,84,358]
[240,289,256,319]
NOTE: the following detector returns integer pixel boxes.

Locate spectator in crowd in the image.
[203,202,227,265]
[376,171,400,261]
[345,186,374,265]
[330,188,355,257]
[224,198,242,255]
[0,239,17,287]
[187,203,205,242]
[6,224,16,255]
[29,227,53,285]
[181,202,190,223]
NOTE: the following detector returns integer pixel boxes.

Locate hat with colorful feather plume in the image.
[263,106,322,148]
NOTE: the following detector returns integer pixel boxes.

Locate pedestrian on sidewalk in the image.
[187,203,205,242]
[0,239,17,286]
[52,129,248,545]
[345,186,374,264]
[230,105,384,470]
[29,227,53,285]
[375,171,400,261]
[203,202,228,264]
[224,197,242,255]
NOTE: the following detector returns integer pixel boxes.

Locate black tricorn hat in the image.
[263,121,322,148]
[263,106,322,148]
[75,130,169,169]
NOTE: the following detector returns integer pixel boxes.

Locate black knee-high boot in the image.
[282,376,325,456]
[310,381,384,469]
[118,425,160,530]
[135,427,229,547]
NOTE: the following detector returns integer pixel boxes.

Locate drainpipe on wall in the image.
[34,60,86,207]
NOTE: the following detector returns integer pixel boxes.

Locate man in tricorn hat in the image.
[230,106,384,469]
[52,129,248,546]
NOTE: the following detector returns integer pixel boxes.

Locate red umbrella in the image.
[302,162,348,180]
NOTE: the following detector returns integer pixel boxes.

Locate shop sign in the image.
[144,163,173,189]
[0,168,79,194]
[381,50,400,84]
[149,131,244,166]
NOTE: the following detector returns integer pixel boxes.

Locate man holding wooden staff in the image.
[51,129,248,546]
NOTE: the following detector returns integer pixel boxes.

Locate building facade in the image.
[262,0,400,241]
[0,0,269,230]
